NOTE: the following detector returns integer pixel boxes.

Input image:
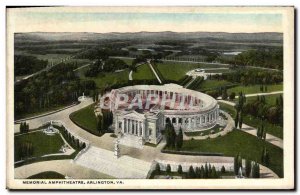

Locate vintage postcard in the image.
[6,6,294,189]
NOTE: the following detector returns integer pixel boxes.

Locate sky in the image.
[9,8,283,33]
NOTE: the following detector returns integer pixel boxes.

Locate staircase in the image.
[75,146,152,179]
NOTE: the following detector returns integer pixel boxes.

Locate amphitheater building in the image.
[101,84,220,145]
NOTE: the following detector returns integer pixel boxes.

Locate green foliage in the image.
[155,163,161,174]
[177,165,183,174]
[261,147,270,167]
[20,122,29,133]
[245,159,252,177]
[188,166,196,178]
[251,162,260,178]
[175,128,183,150]
[165,121,176,149]
[233,48,283,70]
[221,165,226,173]
[229,92,236,100]
[166,164,171,173]
[15,62,92,119]
[15,55,48,76]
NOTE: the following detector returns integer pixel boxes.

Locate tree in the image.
[234,153,242,175]
[175,128,183,150]
[245,159,252,177]
[97,115,103,134]
[222,89,228,100]
[235,114,239,128]
[211,166,218,178]
[195,167,201,178]
[238,113,243,129]
[261,147,270,166]
[204,163,209,178]
[200,165,205,178]
[177,165,183,174]
[166,164,171,173]
[229,92,236,100]
[188,166,196,178]
[155,163,160,174]
[221,166,226,173]
[251,162,260,178]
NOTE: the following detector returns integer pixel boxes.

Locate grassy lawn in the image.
[76,66,129,89]
[157,62,228,81]
[227,83,283,94]
[204,69,233,73]
[218,102,283,139]
[69,103,100,136]
[132,64,156,80]
[27,171,65,179]
[14,131,64,162]
[180,130,283,177]
[198,79,235,91]
[240,94,283,105]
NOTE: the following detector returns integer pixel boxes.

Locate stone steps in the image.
[75,146,151,179]
[119,134,143,149]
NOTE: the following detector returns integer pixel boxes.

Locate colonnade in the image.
[124,89,202,107]
[164,108,219,130]
[121,118,145,137]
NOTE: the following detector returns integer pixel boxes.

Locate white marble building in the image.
[101,84,219,145]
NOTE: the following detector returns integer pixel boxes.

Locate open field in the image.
[14,131,64,162]
[132,64,156,80]
[198,79,235,91]
[227,84,283,94]
[69,103,99,136]
[180,130,283,177]
[157,62,228,81]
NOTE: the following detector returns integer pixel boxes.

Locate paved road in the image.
[129,70,133,80]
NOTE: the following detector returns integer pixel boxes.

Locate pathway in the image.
[147,60,162,84]
[217,94,283,149]
[184,77,196,88]
[241,124,283,148]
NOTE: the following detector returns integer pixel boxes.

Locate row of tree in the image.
[234,153,260,178]
[155,163,220,179]
[15,62,96,119]
[243,95,283,126]
[19,122,29,133]
[60,126,86,150]
[213,69,283,85]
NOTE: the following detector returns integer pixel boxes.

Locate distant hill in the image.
[15,31,283,43]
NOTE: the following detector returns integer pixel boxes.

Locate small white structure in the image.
[78,92,86,102]
[43,121,59,135]
[236,167,245,179]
